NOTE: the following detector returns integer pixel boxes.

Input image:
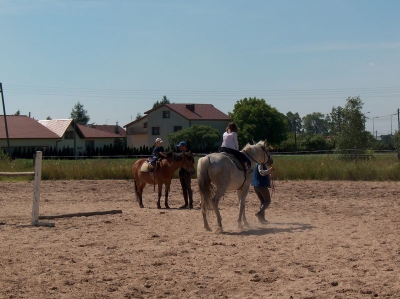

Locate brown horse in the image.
[132,152,195,209]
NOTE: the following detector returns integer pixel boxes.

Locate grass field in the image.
[1,153,399,181]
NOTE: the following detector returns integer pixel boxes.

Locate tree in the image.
[135,112,142,120]
[70,101,90,125]
[286,112,302,133]
[229,97,288,147]
[330,106,345,135]
[286,111,302,151]
[152,95,170,109]
[302,112,330,135]
[13,109,21,115]
[334,96,369,152]
[167,125,220,153]
[46,116,52,120]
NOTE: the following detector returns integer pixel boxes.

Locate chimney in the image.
[186,104,195,112]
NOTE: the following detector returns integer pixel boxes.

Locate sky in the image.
[1,0,400,137]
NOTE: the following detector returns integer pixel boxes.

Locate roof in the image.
[93,125,126,137]
[144,104,231,121]
[77,124,123,139]
[0,115,60,139]
[38,119,73,137]
[123,115,147,128]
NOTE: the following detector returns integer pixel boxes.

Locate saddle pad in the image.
[140,162,150,172]
[219,152,244,170]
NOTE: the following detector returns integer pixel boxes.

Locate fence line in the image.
[0,151,54,227]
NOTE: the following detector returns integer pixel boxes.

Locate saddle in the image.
[219,152,245,171]
[140,159,160,173]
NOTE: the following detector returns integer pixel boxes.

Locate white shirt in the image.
[221,131,239,150]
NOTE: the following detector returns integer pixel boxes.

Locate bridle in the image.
[244,144,270,166]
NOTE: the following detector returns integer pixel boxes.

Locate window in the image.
[163,111,170,118]
[143,122,147,128]
[174,126,182,132]
[152,127,160,135]
[64,131,74,139]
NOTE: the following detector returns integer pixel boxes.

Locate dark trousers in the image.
[254,186,271,211]
[179,172,193,205]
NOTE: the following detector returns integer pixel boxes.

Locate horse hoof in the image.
[157,205,161,209]
[165,205,170,209]
[205,226,212,232]
[237,224,243,230]
[139,204,144,208]
[214,227,223,234]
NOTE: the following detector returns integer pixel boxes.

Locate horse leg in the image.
[212,199,223,233]
[202,210,212,231]
[164,183,170,209]
[157,184,162,209]
[237,188,250,229]
[138,182,145,208]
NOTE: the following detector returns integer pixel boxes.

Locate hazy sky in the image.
[1,0,399,136]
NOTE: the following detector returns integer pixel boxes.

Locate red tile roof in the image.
[0,115,60,139]
[93,125,126,137]
[145,104,231,120]
[77,124,123,138]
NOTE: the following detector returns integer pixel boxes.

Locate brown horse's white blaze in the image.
[197,140,271,233]
[132,152,195,209]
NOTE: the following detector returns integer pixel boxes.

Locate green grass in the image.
[272,153,400,181]
[1,153,399,181]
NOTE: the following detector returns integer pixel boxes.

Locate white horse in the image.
[197,140,272,233]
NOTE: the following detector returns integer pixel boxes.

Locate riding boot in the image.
[179,193,189,209]
[188,191,193,209]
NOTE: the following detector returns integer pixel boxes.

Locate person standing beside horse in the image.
[219,122,252,173]
[176,141,194,209]
[251,162,275,223]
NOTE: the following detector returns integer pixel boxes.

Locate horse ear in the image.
[252,139,256,145]
[263,139,268,147]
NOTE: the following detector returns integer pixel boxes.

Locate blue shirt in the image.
[251,163,271,187]
[152,146,164,158]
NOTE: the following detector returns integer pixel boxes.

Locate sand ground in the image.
[1,179,399,298]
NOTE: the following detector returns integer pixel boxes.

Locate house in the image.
[39,119,125,155]
[124,103,232,148]
[92,124,126,138]
[0,115,60,154]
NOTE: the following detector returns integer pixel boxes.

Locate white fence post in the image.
[31,151,42,225]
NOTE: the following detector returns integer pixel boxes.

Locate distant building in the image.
[124,103,232,148]
[0,115,124,156]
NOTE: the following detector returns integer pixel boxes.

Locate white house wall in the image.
[147,108,189,148]
[127,134,147,149]
[0,139,58,150]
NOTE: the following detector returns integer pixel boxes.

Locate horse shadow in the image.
[224,222,314,236]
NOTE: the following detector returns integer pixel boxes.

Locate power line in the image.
[5,84,400,100]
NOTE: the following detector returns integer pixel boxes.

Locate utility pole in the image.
[398,108,400,131]
[0,82,11,155]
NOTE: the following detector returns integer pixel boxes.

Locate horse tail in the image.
[133,178,140,202]
[197,155,215,214]
[132,162,141,202]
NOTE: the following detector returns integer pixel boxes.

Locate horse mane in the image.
[242,140,265,151]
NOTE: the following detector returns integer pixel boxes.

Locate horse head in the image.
[243,140,272,165]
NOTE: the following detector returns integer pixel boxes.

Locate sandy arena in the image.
[1,179,399,298]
